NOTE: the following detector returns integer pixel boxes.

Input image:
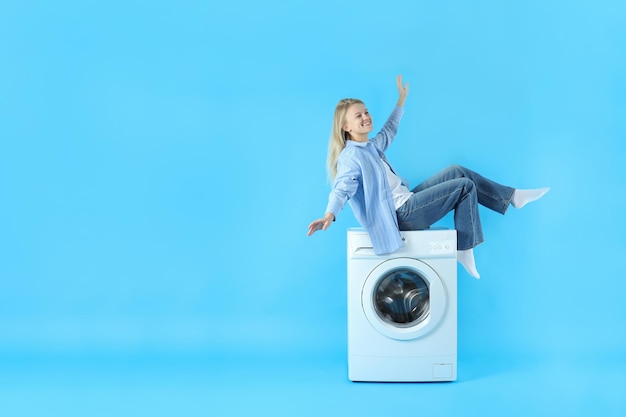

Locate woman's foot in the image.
[457,249,480,279]
[512,187,550,209]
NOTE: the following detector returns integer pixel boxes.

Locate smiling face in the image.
[343,102,373,142]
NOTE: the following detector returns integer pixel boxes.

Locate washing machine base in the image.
[348,354,457,382]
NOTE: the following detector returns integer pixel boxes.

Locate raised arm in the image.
[370,75,409,152]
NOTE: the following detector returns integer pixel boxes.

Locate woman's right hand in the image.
[307,213,335,236]
[396,74,409,107]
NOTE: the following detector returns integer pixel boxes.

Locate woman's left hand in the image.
[396,74,409,107]
[307,213,335,236]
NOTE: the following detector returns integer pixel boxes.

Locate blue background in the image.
[1,0,625,415]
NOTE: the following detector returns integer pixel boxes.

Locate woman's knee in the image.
[439,164,465,180]
[447,164,469,176]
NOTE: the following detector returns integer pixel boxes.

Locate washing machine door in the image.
[362,257,447,341]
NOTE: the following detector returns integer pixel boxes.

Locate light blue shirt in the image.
[325,106,408,255]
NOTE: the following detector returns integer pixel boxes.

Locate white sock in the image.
[457,249,480,279]
[512,187,550,209]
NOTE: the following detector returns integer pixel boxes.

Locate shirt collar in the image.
[346,139,369,148]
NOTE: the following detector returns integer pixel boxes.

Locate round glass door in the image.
[362,258,447,340]
[375,269,430,327]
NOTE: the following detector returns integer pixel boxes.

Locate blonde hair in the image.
[326,98,364,181]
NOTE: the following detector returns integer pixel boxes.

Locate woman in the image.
[307,75,549,278]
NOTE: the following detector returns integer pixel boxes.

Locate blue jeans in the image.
[396,164,515,250]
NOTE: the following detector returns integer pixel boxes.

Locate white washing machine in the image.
[347,227,457,382]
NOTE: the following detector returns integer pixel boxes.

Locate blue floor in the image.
[2,350,624,417]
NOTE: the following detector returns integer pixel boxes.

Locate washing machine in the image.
[347,227,457,382]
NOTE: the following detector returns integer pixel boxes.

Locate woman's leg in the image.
[399,165,548,278]
[397,177,483,278]
[411,164,515,214]
[396,177,483,250]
